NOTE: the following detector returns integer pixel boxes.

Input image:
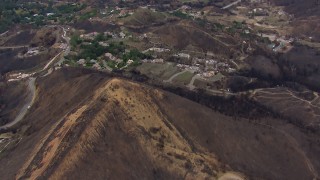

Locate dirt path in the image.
[250,88,319,178]
[0,31,9,36]
[253,89,320,116]
[42,51,63,71]
[222,0,242,10]
[181,25,232,47]
[164,70,189,83]
[0,77,36,130]
[0,45,28,50]
[6,26,70,82]
[187,74,202,90]
[1,26,70,130]
[43,27,70,70]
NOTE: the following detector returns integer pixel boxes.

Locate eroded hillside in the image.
[0,68,319,180]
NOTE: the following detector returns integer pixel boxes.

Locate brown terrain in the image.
[270,0,320,41]
[0,68,319,180]
[0,27,61,75]
[74,20,119,33]
[0,1,320,179]
[150,21,240,59]
[251,87,320,131]
[0,81,29,126]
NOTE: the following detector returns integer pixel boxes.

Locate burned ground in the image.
[238,45,320,92]
[0,81,28,126]
[2,30,36,46]
[73,20,119,33]
[0,48,60,75]
[152,22,236,58]
[0,68,319,180]
[3,27,59,48]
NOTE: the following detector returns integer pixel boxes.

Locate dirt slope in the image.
[15,77,233,180]
[0,68,319,180]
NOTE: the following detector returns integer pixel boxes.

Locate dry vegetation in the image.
[0,68,319,180]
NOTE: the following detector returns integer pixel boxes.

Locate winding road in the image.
[1,26,70,130]
[0,78,36,130]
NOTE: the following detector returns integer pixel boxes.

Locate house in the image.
[206,60,218,65]
[99,42,109,47]
[251,8,268,16]
[92,63,102,70]
[143,47,170,53]
[152,58,164,63]
[26,47,40,56]
[80,32,98,40]
[77,59,86,65]
[175,53,190,59]
[100,11,107,15]
[59,43,67,49]
[46,13,55,16]
[119,32,126,39]
[90,59,97,63]
[180,5,191,12]
[105,53,116,61]
[119,10,127,17]
[202,71,215,78]
[127,59,134,65]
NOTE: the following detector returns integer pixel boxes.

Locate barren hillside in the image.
[0,68,319,180]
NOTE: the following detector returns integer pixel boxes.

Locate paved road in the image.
[1,26,71,129]
[0,77,36,130]
[56,27,70,66]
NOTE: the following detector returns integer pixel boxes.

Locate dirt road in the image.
[2,26,70,129]
[164,70,190,83]
[0,45,28,50]
[0,77,36,130]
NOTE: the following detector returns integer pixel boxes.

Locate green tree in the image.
[70,34,82,48]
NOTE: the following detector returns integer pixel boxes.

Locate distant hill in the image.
[118,8,169,28]
[270,0,320,17]
[269,0,320,41]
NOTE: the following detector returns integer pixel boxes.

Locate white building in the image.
[175,53,190,59]
[127,59,134,65]
[77,59,86,65]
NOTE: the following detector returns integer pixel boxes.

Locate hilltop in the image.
[0,68,319,179]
